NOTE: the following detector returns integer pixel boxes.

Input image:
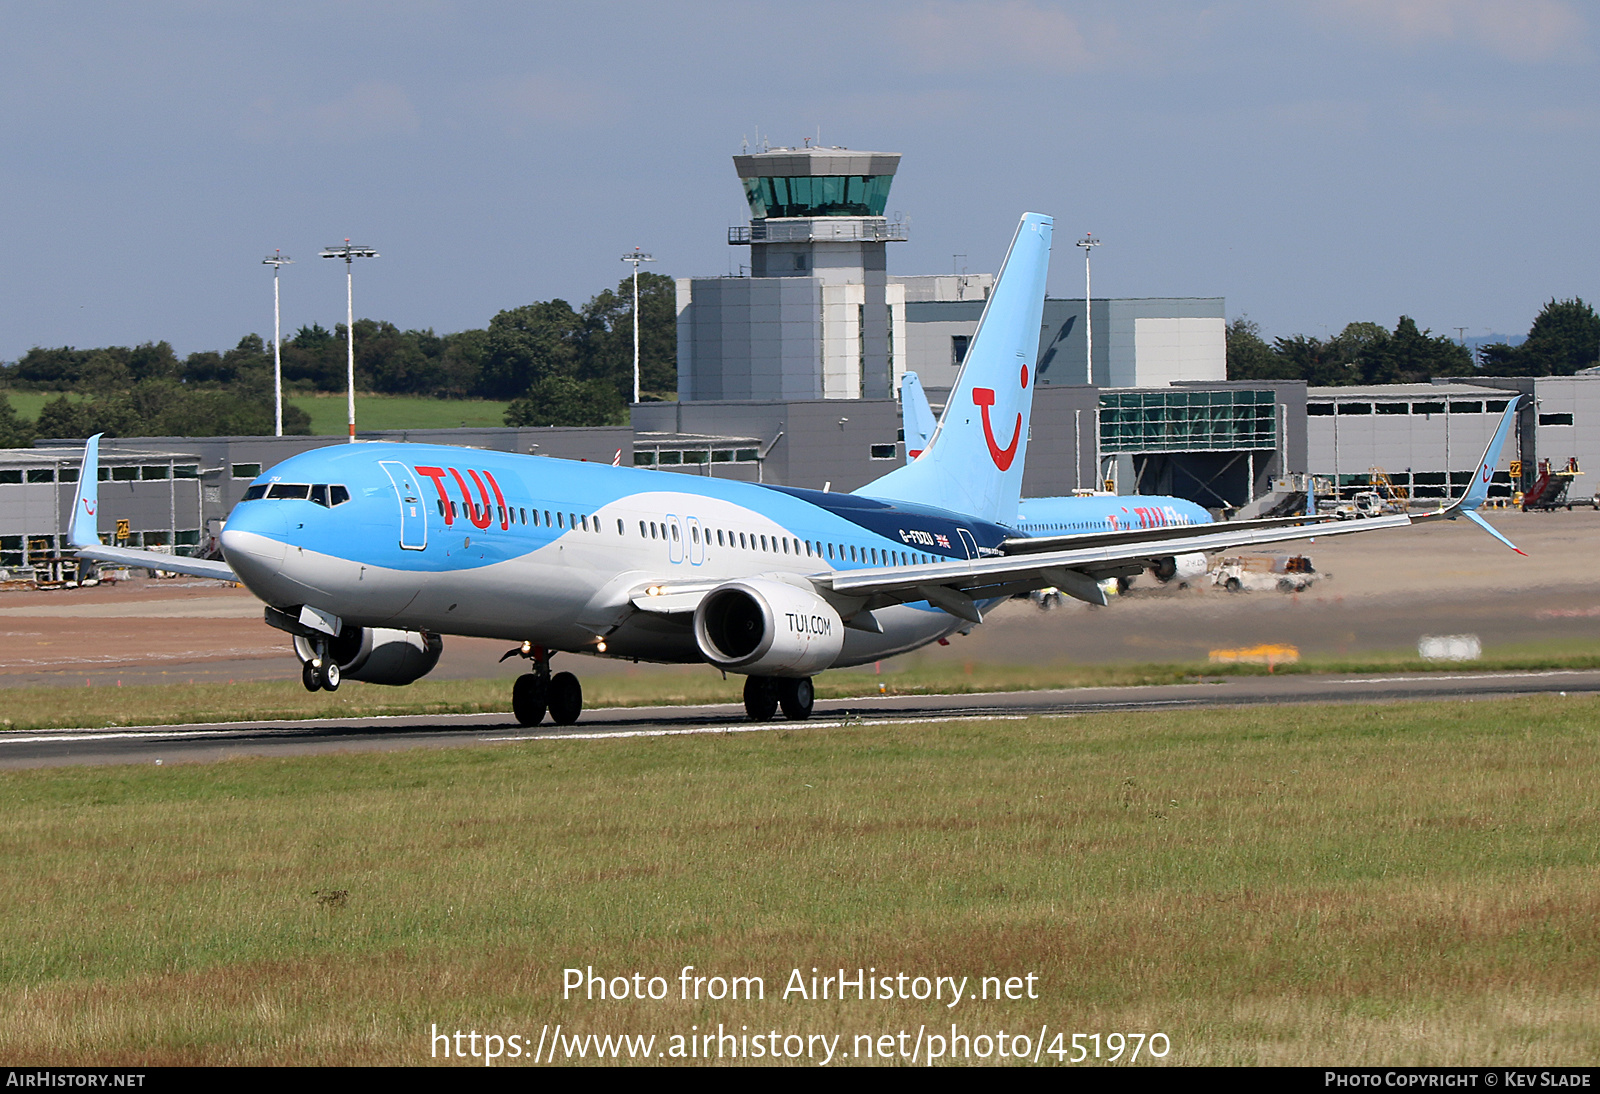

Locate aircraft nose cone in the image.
[221,504,288,594]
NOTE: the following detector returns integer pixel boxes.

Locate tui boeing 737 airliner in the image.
[67,212,1525,727]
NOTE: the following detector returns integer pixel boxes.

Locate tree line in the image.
[0,271,677,445]
[1226,298,1600,384]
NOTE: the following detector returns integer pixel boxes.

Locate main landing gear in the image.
[300,638,340,692]
[504,643,583,728]
[743,675,814,722]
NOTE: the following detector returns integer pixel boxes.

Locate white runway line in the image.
[1335,669,1598,685]
[485,713,1038,743]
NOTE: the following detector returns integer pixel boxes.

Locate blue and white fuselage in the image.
[220,444,1005,668]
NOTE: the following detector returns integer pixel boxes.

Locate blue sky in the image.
[1,1,1593,361]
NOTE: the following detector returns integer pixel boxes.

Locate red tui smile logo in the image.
[973,363,1027,472]
[972,387,1020,471]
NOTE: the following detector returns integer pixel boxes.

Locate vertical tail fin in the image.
[857,212,1053,524]
[67,433,103,548]
[900,371,937,464]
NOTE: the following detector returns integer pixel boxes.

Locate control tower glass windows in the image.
[742,175,893,219]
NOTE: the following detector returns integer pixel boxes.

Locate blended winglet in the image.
[1434,395,1526,553]
[1450,396,1522,515]
[67,433,103,548]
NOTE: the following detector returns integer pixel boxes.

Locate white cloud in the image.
[895,0,1116,73]
[1317,0,1588,62]
[240,81,420,144]
[461,73,623,133]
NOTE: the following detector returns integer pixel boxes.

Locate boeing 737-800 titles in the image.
[67,213,1525,727]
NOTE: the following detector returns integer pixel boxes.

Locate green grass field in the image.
[288,394,511,435]
[5,645,1600,734]
[4,390,84,420]
[0,695,1596,1065]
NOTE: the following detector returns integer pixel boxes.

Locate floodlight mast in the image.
[318,240,379,441]
[1077,233,1101,385]
[620,248,654,404]
[261,251,293,437]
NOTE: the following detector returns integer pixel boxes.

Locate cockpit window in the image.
[251,483,351,505]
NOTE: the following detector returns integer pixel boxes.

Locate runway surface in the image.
[2,510,1596,688]
[3,666,1596,769]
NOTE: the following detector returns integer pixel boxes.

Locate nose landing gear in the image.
[300,638,340,692]
[504,643,585,727]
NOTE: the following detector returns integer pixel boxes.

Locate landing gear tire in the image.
[320,659,340,691]
[1225,577,1243,593]
[512,673,547,727]
[744,676,778,722]
[778,677,815,721]
[548,671,582,726]
[301,661,321,693]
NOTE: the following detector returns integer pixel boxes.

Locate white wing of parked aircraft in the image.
[66,442,238,581]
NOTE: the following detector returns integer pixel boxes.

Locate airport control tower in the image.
[677,145,908,401]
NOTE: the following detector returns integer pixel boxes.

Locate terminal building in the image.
[1306,374,1600,502]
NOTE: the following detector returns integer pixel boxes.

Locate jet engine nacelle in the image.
[1151,552,1208,583]
[693,578,844,678]
[293,627,443,686]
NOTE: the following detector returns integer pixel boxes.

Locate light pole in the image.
[261,251,293,437]
[319,240,379,441]
[620,247,654,404]
[1077,233,1100,384]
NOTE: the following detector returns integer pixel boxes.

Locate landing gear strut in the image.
[300,638,340,692]
[504,643,585,728]
[744,675,814,721]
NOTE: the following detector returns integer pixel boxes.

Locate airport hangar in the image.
[4,143,1594,578]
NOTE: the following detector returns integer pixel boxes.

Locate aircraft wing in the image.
[66,434,240,583]
[813,511,1414,620]
[632,398,1524,626]
[72,543,238,582]
[998,510,1343,555]
[816,396,1526,622]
